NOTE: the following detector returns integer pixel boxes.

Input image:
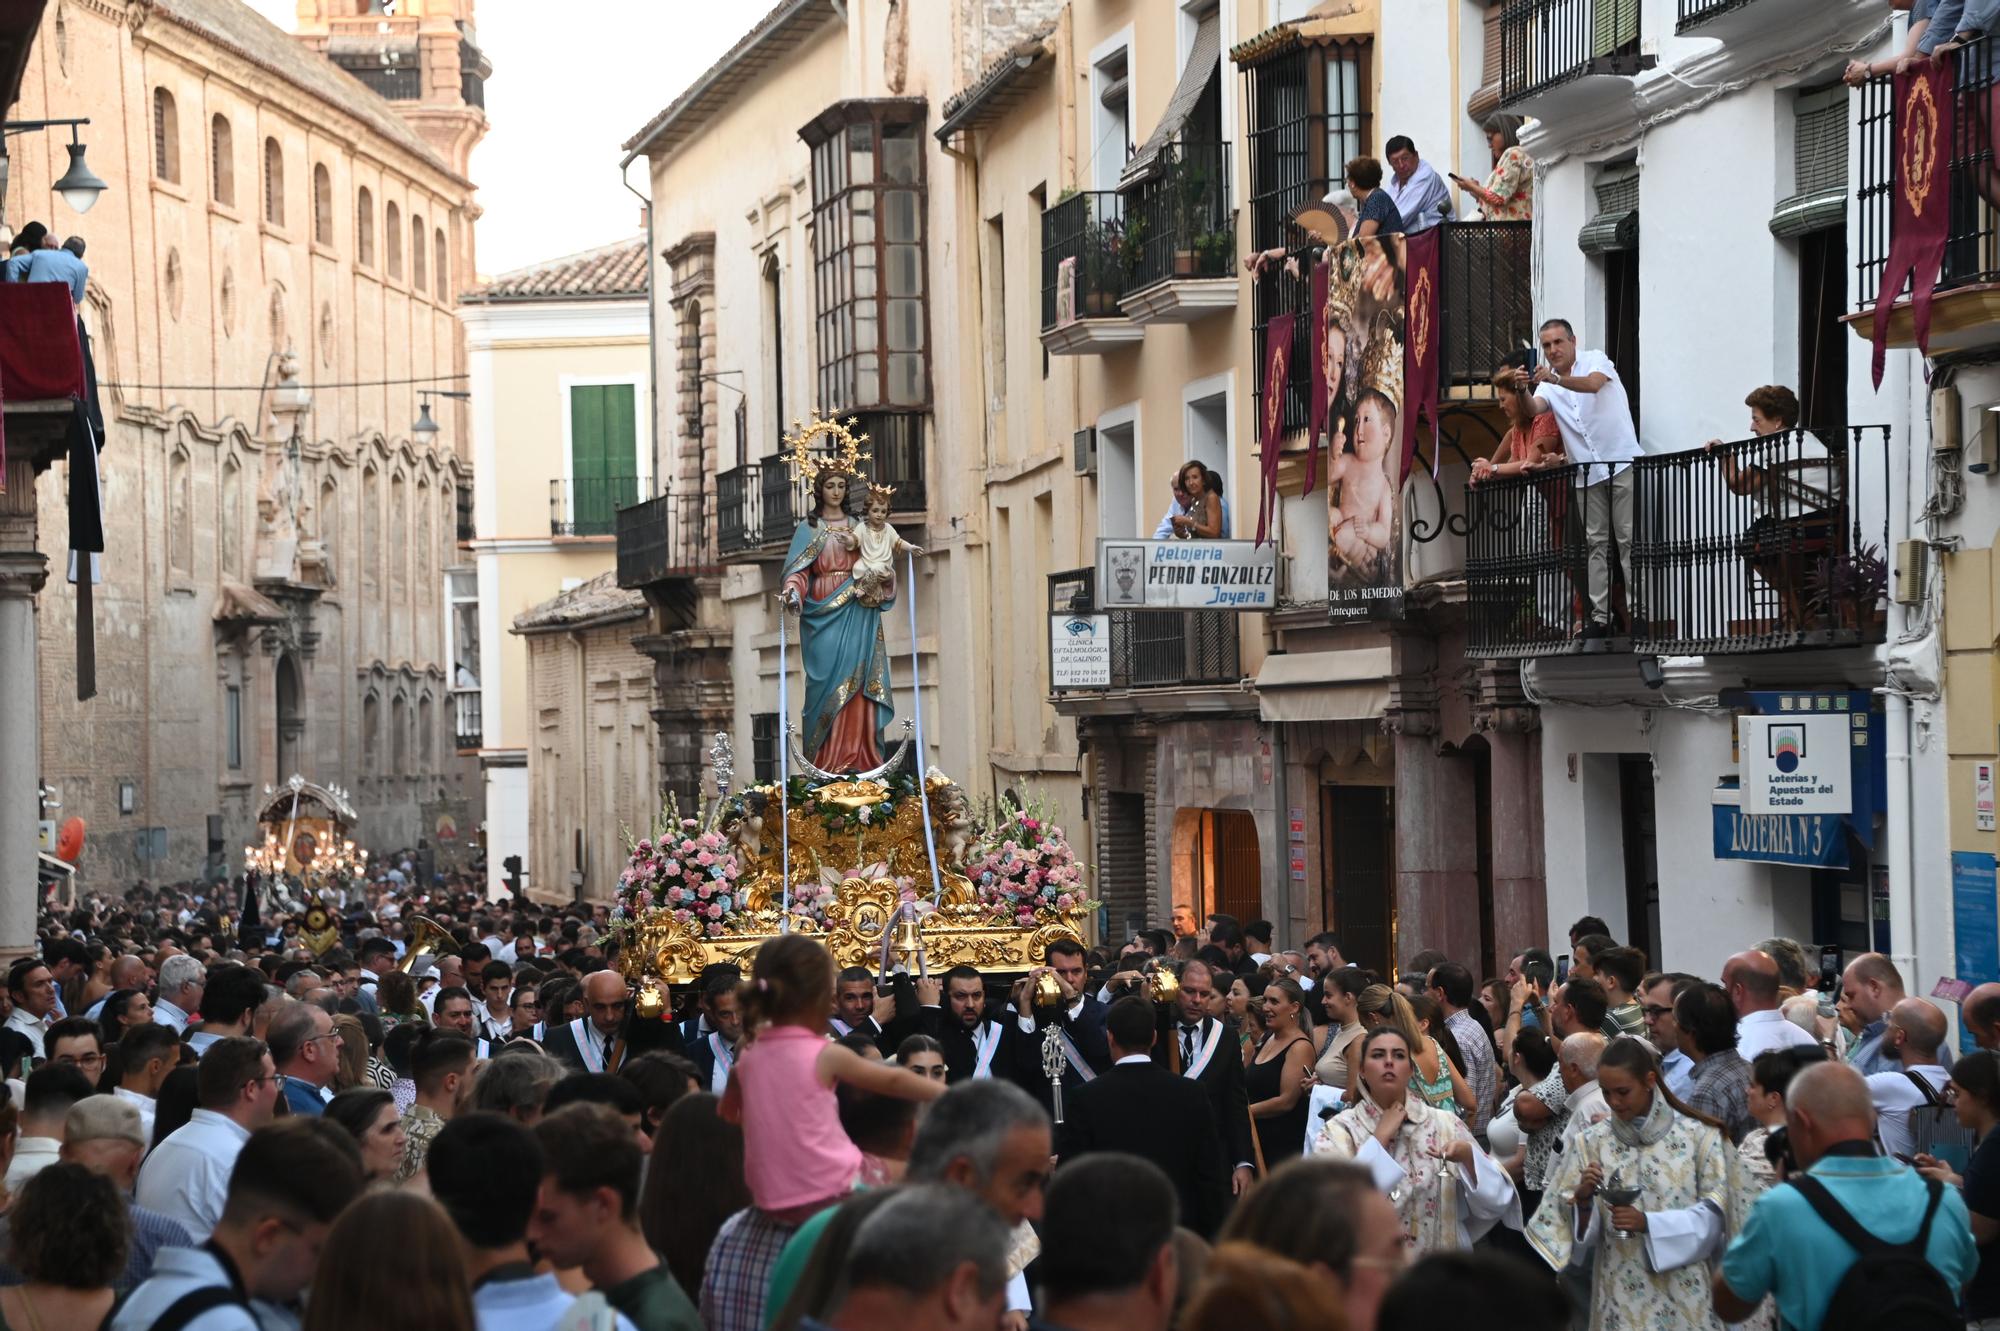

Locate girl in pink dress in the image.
[721,934,944,1223]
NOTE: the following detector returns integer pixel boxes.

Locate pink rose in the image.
[696,851,715,866]
[664,860,680,875]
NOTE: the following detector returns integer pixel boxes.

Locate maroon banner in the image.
[1403,227,1442,476]
[1307,260,1329,495]
[1872,57,1956,388]
[1256,312,1294,546]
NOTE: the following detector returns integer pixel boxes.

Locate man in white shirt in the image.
[1383,135,1454,234]
[152,954,207,1034]
[476,961,515,1042]
[113,1023,179,1141]
[1243,920,1275,968]
[1555,1032,1611,1156]
[4,960,58,1059]
[7,1062,92,1189]
[115,1117,364,1331]
[1724,949,1821,1062]
[1522,319,1646,641]
[1866,997,1953,1160]
[136,1036,281,1241]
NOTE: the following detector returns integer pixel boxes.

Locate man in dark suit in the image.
[1056,996,1228,1238]
[541,970,635,1075]
[1032,1154,1179,1331]
[1155,958,1256,1198]
[1005,939,1110,1117]
[917,966,1018,1082]
[674,963,742,1048]
[683,975,744,1095]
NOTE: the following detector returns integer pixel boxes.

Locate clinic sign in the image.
[1096,539,1278,612]
[1738,713,1855,815]
[1049,613,1111,689]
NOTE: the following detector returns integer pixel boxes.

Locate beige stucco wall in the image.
[12,0,480,878]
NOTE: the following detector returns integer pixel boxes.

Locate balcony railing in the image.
[1047,568,1243,694]
[1857,35,2000,312]
[1676,0,1752,30]
[1127,142,1235,291]
[1465,427,1891,659]
[452,687,482,751]
[614,492,716,588]
[1499,0,1647,106]
[760,462,804,546]
[550,476,642,537]
[717,463,761,555]
[1041,191,1133,329]
[329,52,422,100]
[1440,221,1535,398]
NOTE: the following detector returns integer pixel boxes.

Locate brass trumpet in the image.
[397,914,458,973]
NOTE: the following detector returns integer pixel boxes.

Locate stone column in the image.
[0,451,48,962]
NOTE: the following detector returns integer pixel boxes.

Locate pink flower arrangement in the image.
[969,804,1093,924]
[612,815,744,940]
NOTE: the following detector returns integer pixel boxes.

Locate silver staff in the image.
[1040,1024,1066,1124]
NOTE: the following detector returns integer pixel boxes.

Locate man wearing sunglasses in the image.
[268,1003,340,1117]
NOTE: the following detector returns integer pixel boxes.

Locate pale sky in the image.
[241,1,752,277]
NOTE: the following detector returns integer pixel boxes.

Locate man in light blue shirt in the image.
[21,236,87,304]
[1382,135,1453,235]
[1714,1062,1976,1328]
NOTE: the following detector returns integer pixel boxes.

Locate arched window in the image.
[153,88,179,183]
[416,477,432,584]
[209,115,233,205]
[362,693,380,772]
[312,163,333,246]
[390,471,407,595]
[220,458,242,576]
[418,693,434,768]
[385,202,402,279]
[356,187,375,267]
[411,212,427,290]
[391,696,409,772]
[318,475,338,578]
[168,449,192,576]
[434,228,448,300]
[263,136,284,226]
[362,465,380,592]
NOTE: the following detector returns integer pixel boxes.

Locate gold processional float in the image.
[614,414,1094,999]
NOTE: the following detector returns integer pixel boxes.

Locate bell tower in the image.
[290,0,491,181]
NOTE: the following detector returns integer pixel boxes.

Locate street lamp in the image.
[412,398,439,448]
[3,119,108,215]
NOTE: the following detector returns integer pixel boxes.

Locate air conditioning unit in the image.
[1073,426,1097,476]
[1894,539,1927,605]
[1932,385,1962,453]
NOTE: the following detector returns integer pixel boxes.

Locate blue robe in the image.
[782,518,895,772]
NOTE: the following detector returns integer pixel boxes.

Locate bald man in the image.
[1842,953,1909,1075]
[538,971,649,1075]
[1723,950,1818,1062]
[1864,997,1952,1161]
[1715,1062,1976,1329]
[1966,982,2000,1052]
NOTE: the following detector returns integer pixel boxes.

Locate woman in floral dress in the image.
[1450,114,1535,221]
[1529,1037,1748,1331]
[1312,1026,1519,1254]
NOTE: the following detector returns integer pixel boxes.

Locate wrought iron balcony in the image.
[1465,426,1891,659]
[1676,0,1751,29]
[1854,35,2000,347]
[550,476,641,538]
[329,52,422,100]
[1122,141,1237,321]
[451,687,482,751]
[1440,222,1535,399]
[614,493,716,588]
[717,463,763,556]
[1040,191,1146,353]
[1046,568,1243,696]
[1498,0,1651,108]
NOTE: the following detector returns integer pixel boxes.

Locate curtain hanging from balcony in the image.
[1770,88,1848,240]
[1577,171,1639,255]
[1119,13,1220,189]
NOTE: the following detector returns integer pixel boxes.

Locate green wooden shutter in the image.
[569,384,638,534]
[1593,0,1638,58]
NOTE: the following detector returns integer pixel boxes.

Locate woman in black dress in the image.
[1246,978,1316,1168]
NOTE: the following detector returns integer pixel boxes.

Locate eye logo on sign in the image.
[1769,726,1806,773]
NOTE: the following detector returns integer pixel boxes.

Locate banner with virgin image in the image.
[1870,57,1956,387]
[1315,235,1408,621]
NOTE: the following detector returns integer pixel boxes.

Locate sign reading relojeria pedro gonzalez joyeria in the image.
[1095,539,1279,612]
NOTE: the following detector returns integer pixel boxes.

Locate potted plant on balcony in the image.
[1168,156,1214,277]
[1807,542,1889,635]
[1082,215,1133,314]
[1193,225,1234,277]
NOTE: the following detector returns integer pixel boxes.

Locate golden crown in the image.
[782,412,873,486]
[1319,245,1362,327]
[1357,326,1403,419]
[866,482,897,504]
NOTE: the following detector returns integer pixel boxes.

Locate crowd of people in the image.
[2,867,1998,1331]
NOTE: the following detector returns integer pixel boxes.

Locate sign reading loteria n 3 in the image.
[1096,539,1278,612]
[1738,714,1854,815]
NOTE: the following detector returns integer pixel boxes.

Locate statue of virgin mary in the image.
[779,466,895,774]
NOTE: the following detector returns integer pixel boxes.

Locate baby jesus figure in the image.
[850,483,923,607]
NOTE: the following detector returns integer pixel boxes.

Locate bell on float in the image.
[1032,969,1065,1010]
[891,918,924,973]
[634,980,667,1020]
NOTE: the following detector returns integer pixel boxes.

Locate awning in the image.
[1254,646,1392,723]
[1120,13,1220,189]
[1577,172,1639,255]
[1769,189,1845,240]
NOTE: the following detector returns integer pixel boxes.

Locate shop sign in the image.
[1711,787,1849,869]
[1737,713,1854,814]
[1049,613,1111,688]
[1096,539,1277,611]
